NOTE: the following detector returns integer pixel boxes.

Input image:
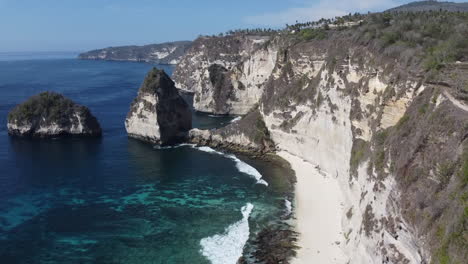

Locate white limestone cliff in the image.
[173,35,278,115]
[125,94,161,142]
[262,53,427,263]
[173,35,436,263]
[125,68,192,145]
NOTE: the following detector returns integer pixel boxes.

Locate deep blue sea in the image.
[0,53,292,264]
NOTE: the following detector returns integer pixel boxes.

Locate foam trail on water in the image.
[284,199,292,217]
[230,116,242,123]
[227,154,268,186]
[197,146,223,154]
[208,114,225,118]
[154,143,196,150]
[200,203,254,264]
[195,146,268,186]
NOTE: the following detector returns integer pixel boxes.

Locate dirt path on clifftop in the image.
[444,91,468,112]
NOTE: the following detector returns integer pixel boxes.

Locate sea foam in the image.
[153,143,196,150]
[284,199,292,217]
[195,146,268,186]
[230,116,242,123]
[200,203,254,264]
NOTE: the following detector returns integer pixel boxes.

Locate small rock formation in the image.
[7,91,102,137]
[125,68,192,145]
[189,109,275,154]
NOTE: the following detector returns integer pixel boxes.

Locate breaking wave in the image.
[195,146,268,186]
[284,199,292,217]
[200,203,254,264]
[153,143,196,150]
[230,116,242,123]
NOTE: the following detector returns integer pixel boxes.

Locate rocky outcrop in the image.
[125,68,192,145]
[78,41,192,64]
[173,35,278,114]
[189,109,275,155]
[172,22,468,262]
[7,92,101,137]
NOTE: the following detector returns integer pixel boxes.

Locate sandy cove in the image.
[278,151,347,264]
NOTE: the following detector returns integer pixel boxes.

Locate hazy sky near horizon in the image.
[0,0,466,52]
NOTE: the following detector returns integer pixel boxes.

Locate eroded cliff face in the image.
[261,40,430,263]
[173,35,278,115]
[125,68,192,145]
[177,34,468,263]
[7,92,101,138]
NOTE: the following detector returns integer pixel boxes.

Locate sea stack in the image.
[7,91,102,137]
[125,67,192,145]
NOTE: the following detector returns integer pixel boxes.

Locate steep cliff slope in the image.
[173,35,278,114]
[7,92,101,137]
[125,68,192,145]
[78,41,192,64]
[174,11,468,264]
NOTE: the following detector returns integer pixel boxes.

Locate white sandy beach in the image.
[278,151,346,264]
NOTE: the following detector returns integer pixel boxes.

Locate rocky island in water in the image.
[125,67,192,145]
[7,91,101,137]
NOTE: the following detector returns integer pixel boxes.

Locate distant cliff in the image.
[78,41,192,64]
[387,1,468,12]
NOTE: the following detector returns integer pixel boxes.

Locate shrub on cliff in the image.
[353,11,468,70]
[8,92,78,126]
[299,28,327,41]
[8,91,101,137]
[286,10,468,71]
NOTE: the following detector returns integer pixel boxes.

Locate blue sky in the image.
[0,0,464,52]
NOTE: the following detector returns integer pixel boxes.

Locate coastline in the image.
[278,151,346,264]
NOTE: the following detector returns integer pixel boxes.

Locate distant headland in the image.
[78,41,192,65]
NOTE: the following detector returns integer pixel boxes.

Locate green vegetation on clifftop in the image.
[288,10,468,71]
[8,92,79,126]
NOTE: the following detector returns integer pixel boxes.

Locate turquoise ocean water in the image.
[0,53,292,264]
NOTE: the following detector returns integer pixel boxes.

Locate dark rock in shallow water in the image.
[125,67,192,145]
[240,225,299,264]
[7,92,101,137]
[189,109,275,155]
